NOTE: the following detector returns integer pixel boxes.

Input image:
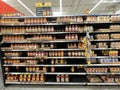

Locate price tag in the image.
[88,61,91,65]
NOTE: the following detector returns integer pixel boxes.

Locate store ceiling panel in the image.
[2,0,120,16]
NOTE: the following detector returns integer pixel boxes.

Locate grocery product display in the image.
[1,14,120,86]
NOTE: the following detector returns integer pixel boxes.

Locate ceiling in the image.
[2,0,120,16]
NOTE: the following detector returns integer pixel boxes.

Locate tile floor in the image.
[0,85,120,90]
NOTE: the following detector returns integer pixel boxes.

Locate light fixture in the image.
[2,0,8,1]
[53,0,63,16]
[18,0,36,16]
[60,0,62,12]
[90,0,104,13]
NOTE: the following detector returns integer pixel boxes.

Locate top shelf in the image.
[2,14,120,18]
[1,14,120,26]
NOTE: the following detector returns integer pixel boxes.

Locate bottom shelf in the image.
[45,82,86,85]
[5,82,120,85]
[5,82,85,85]
[45,75,88,83]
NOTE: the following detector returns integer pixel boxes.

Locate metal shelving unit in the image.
[87,83,119,86]
[1,40,83,44]
[3,64,87,67]
[1,14,120,86]
[0,32,86,35]
[1,48,84,51]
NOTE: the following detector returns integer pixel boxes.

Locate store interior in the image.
[0,0,120,90]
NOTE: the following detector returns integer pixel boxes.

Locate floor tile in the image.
[4,85,120,90]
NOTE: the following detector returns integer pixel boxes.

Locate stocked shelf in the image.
[3,64,87,67]
[5,72,86,75]
[1,48,84,51]
[87,73,120,75]
[88,64,120,66]
[0,22,117,26]
[3,57,87,59]
[91,39,120,42]
[91,48,120,50]
[1,14,120,85]
[5,82,119,85]
[90,56,120,59]
[1,40,83,44]
[5,82,86,85]
[87,83,120,85]
[45,82,86,85]
[0,32,86,35]
[5,82,44,84]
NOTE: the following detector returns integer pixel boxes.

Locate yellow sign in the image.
[88,61,91,65]
[44,2,52,7]
[35,2,52,7]
[35,2,42,7]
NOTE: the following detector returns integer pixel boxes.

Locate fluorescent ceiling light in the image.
[115,10,120,14]
[2,0,8,1]
[18,0,36,16]
[90,0,104,13]
[103,0,120,3]
[60,0,62,12]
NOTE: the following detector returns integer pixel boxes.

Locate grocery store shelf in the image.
[5,81,86,85]
[2,14,120,18]
[45,72,86,75]
[1,21,120,27]
[0,23,85,26]
[0,22,116,27]
[46,57,86,59]
[45,82,86,85]
[5,72,86,75]
[0,32,86,35]
[92,48,120,50]
[90,56,120,59]
[1,40,82,44]
[87,83,119,85]
[88,64,120,66]
[91,39,120,42]
[3,56,86,59]
[3,64,87,67]
[1,48,84,51]
[3,57,38,59]
[2,14,118,18]
[89,30,120,34]
[5,82,44,84]
[4,64,120,67]
[87,73,120,75]
[5,72,45,74]
[0,23,63,26]
[2,14,120,86]
[6,72,120,75]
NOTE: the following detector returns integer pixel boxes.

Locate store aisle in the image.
[0,86,119,90]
